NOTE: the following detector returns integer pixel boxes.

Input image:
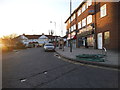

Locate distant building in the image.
[16,34,60,47]
[65,0,119,50]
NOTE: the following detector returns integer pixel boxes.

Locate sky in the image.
[0,0,84,37]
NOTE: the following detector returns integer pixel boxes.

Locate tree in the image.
[1,33,18,51]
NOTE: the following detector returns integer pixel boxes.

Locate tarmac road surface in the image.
[2,48,119,88]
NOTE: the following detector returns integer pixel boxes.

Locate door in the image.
[97,33,103,49]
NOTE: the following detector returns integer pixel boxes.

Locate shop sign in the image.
[88,5,95,15]
[86,25,93,31]
[79,30,93,37]
[71,32,76,39]
[78,25,93,35]
[67,34,70,40]
[67,32,76,40]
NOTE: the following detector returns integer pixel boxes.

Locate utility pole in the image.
[61,17,63,37]
[70,0,72,52]
[50,21,57,48]
[94,0,97,49]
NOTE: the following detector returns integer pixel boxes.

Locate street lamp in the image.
[50,21,57,48]
[70,0,72,52]
[50,21,56,35]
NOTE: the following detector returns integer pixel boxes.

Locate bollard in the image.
[102,47,107,61]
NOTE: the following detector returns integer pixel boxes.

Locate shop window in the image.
[87,36,94,46]
[100,4,107,18]
[104,31,110,44]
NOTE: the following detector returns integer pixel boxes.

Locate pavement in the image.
[55,47,119,69]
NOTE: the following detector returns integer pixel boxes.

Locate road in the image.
[2,48,119,88]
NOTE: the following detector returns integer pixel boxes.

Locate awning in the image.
[67,35,76,40]
[73,35,77,39]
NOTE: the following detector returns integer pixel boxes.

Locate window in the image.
[87,36,94,46]
[70,26,72,31]
[100,4,107,18]
[78,9,81,16]
[82,4,86,13]
[71,26,74,31]
[69,19,70,23]
[82,18,86,27]
[78,21,81,29]
[74,14,76,19]
[104,31,110,44]
[87,15,92,24]
[71,14,75,21]
[71,16,73,21]
[87,0,92,8]
[73,24,76,30]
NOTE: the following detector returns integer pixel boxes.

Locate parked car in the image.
[39,43,44,47]
[44,43,55,52]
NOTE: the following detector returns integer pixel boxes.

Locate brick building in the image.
[65,0,119,51]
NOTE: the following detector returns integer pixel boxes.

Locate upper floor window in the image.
[73,24,76,30]
[69,19,70,23]
[87,15,92,24]
[87,0,92,8]
[74,14,76,19]
[100,4,107,18]
[78,21,81,29]
[71,14,76,21]
[71,26,74,31]
[82,4,86,13]
[71,16,73,21]
[82,18,86,27]
[78,9,81,16]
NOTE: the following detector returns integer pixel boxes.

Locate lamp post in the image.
[50,21,57,48]
[94,0,97,49]
[70,0,72,52]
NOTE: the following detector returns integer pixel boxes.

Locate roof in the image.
[15,34,60,40]
[62,35,67,38]
[65,0,87,23]
[25,35,41,39]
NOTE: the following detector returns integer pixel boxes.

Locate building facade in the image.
[65,0,119,50]
[16,34,60,47]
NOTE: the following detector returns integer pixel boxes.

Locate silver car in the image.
[44,43,55,52]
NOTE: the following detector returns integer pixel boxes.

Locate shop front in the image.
[77,25,94,48]
[67,31,77,48]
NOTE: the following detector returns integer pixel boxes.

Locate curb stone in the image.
[55,51,119,69]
